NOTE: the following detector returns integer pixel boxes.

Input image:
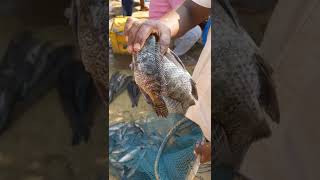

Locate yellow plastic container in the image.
[109,13,148,54]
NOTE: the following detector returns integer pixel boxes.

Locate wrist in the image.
[159,17,179,38]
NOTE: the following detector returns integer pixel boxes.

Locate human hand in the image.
[194,139,211,163]
[124,17,171,55]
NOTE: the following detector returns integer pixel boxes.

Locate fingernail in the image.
[128,46,132,53]
[134,43,141,51]
[201,141,204,146]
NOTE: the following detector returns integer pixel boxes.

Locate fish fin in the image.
[166,49,187,70]
[127,80,137,107]
[217,0,241,27]
[254,53,280,124]
[190,78,198,100]
[152,95,168,118]
[93,79,108,106]
[132,80,141,107]
[139,87,153,105]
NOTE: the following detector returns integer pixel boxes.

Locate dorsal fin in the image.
[217,0,241,27]
[166,49,187,70]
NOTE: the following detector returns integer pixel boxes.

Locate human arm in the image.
[124,0,209,54]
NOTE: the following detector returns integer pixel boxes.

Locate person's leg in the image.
[140,0,149,11]
[172,25,202,56]
[122,0,134,16]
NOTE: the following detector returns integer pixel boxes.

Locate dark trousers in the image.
[122,0,134,16]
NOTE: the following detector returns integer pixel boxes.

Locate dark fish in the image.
[126,79,141,108]
[57,61,95,145]
[132,35,198,117]
[21,44,76,105]
[69,0,109,106]
[0,31,49,134]
[0,78,18,134]
[109,72,132,104]
[118,146,143,163]
[213,0,280,169]
[230,0,278,13]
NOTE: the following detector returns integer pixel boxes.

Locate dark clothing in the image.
[122,0,134,16]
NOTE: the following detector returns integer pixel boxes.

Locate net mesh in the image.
[109,113,203,180]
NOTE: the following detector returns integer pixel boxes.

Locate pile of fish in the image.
[109,121,163,179]
[132,35,198,117]
[0,31,71,134]
[109,72,141,108]
[0,30,98,146]
[57,61,95,145]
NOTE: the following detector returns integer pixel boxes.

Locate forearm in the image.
[160,0,210,38]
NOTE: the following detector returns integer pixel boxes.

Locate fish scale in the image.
[133,35,198,117]
[213,0,280,170]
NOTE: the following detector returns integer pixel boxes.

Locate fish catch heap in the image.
[109,113,204,180]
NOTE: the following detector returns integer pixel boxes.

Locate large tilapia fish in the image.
[213,0,280,170]
[69,0,109,106]
[132,35,198,117]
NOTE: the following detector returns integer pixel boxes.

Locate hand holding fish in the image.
[124,17,171,55]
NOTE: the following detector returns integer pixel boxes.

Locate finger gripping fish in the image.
[132,35,198,117]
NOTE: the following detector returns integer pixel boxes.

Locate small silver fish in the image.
[109,131,115,136]
[109,123,125,131]
[118,146,143,163]
[134,123,144,133]
[118,128,124,140]
[109,157,117,163]
[112,146,130,154]
[111,161,124,170]
[119,136,130,146]
[126,150,146,178]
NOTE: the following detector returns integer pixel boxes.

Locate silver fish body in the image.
[109,122,125,131]
[118,146,143,163]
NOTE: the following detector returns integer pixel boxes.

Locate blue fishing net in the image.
[109,113,204,180]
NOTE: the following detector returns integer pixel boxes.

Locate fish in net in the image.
[109,113,205,180]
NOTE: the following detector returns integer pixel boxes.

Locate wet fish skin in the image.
[118,146,143,163]
[134,123,144,133]
[70,0,109,106]
[109,131,116,136]
[58,61,95,146]
[112,146,130,154]
[109,122,126,131]
[127,79,141,107]
[109,72,132,104]
[0,31,49,134]
[133,35,198,117]
[213,0,280,169]
[126,150,146,178]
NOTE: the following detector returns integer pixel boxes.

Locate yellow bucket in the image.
[109,12,148,55]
